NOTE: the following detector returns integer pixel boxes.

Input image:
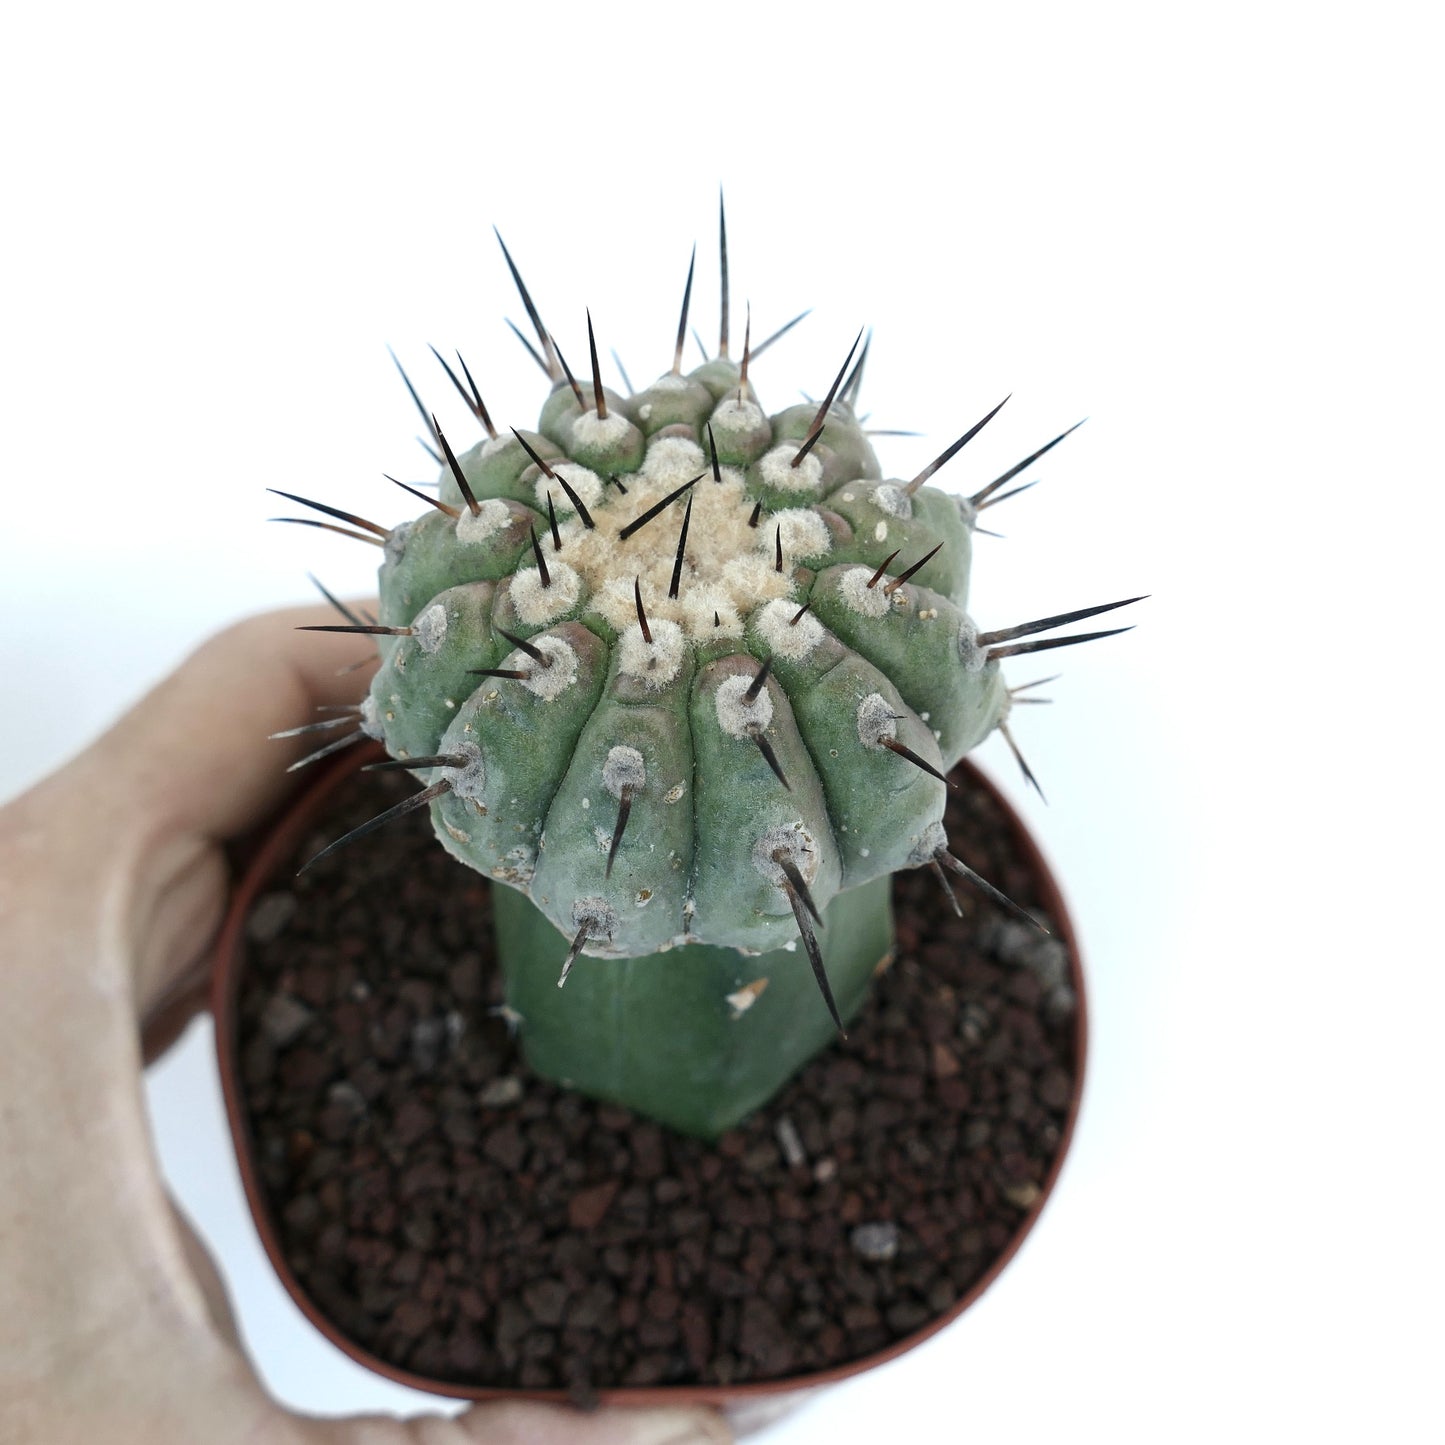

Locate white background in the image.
[2,2,1439,1440]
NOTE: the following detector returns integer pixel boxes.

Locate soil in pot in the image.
[228,757,1081,1398]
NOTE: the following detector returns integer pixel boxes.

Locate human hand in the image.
[0,603,731,1445]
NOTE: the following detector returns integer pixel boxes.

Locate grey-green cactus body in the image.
[347,355,1022,1134]
[365,366,1005,961]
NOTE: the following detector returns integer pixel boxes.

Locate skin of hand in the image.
[0,603,732,1445]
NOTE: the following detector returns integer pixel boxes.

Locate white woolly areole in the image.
[754,597,825,662]
[751,823,820,888]
[755,507,831,567]
[956,494,979,528]
[908,819,948,867]
[445,741,486,802]
[570,411,634,451]
[455,498,512,546]
[681,584,744,638]
[857,692,899,747]
[359,693,384,739]
[514,634,579,700]
[414,602,448,655]
[715,672,774,739]
[534,461,603,518]
[708,396,765,437]
[873,484,912,519]
[641,434,706,484]
[511,559,580,625]
[838,565,892,618]
[602,744,646,798]
[571,896,618,943]
[721,553,795,610]
[757,443,824,495]
[617,619,686,689]
[647,373,692,393]
[957,617,985,673]
[516,429,804,644]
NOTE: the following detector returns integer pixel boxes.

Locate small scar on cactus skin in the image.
[429,344,497,439]
[267,489,391,540]
[970,419,1086,510]
[903,395,1011,497]
[883,542,944,597]
[671,245,697,376]
[617,472,704,542]
[298,778,453,875]
[272,516,385,547]
[387,473,460,520]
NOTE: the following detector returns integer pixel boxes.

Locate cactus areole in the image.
[283,214,1137,1138]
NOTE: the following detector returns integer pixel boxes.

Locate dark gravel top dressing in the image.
[234,762,1079,1397]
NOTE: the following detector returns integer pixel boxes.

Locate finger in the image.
[140,951,213,1063]
[90,600,382,847]
[167,1196,244,1351]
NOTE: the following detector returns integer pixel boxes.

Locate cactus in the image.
[277,205,1139,1137]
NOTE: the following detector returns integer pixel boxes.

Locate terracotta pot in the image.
[210,745,1086,1428]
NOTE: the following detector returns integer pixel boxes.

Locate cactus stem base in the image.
[491,876,895,1140]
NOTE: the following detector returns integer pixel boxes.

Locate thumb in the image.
[316,1399,733,1444]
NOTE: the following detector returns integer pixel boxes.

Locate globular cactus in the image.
[278,208,1139,1137]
